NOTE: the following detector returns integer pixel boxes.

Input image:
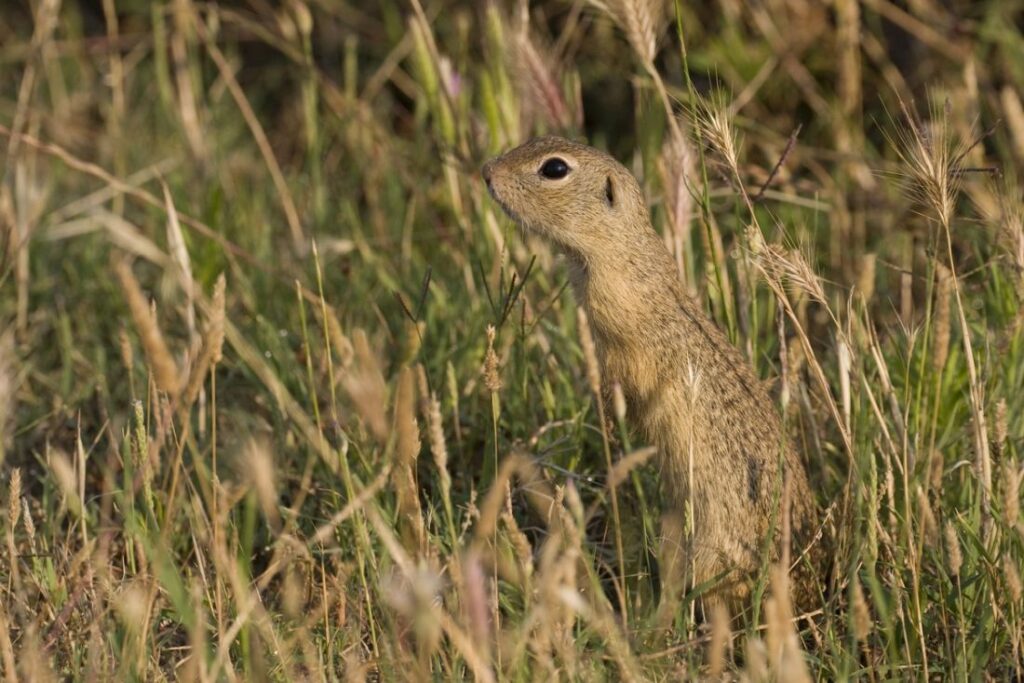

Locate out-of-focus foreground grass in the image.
[1,0,1023,680]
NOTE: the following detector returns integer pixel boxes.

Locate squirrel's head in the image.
[482,136,650,258]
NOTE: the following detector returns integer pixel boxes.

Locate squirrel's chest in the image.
[596,337,664,408]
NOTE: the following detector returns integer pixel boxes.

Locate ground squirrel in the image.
[483,136,821,621]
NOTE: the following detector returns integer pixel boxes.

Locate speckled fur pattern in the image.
[483,136,821,620]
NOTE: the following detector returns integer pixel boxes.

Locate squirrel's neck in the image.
[566,230,684,348]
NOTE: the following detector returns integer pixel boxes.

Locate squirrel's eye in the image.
[539,157,570,179]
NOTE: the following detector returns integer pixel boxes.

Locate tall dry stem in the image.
[392,366,425,554]
[114,259,181,397]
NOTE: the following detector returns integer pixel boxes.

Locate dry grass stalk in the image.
[917,487,938,548]
[342,329,389,443]
[5,469,20,588]
[462,550,493,667]
[193,13,305,252]
[244,439,281,531]
[308,464,391,547]
[483,325,502,393]
[892,100,961,228]
[0,334,13,459]
[182,273,226,410]
[997,191,1024,298]
[170,0,207,160]
[995,399,1009,455]
[43,210,168,265]
[114,259,181,397]
[944,520,962,577]
[424,390,451,504]
[928,449,945,496]
[322,305,355,369]
[476,453,545,545]
[593,0,665,65]
[49,448,82,519]
[20,497,35,555]
[530,486,580,673]
[1005,555,1023,604]
[20,628,57,683]
[509,25,574,131]
[501,485,534,583]
[0,602,17,683]
[851,578,872,642]
[764,566,811,683]
[0,122,265,268]
[117,326,134,371]
[612,381,627,422]
[6,468,19,531]
[392,366,425,554]
[857,253,877,303]
[1001,85,1024,162]
[6,0,61,336]
[896,102,993,539]
[707,601,732,677]
[744,636,768,682]
[606,446,656,491]
[697,100,744,195]
[658,127,697,280]
[1003,458,1020,528]
[932,261,952,372]
[576,308,601,397]
[162,182,196,346]
[747,228,828,307]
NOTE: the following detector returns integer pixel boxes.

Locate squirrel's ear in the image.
[604,175,615,207]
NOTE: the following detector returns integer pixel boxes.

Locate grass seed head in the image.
[7,468,19,528]
[483,324,502,393]
[1002,458,1020,527]
[852,578,872,642]
[1004,554,1023,603]
[576,307,602,396]
[944,520,962,577]
[343,329,389,443]
[707,601,731,677]
[114,259,181,397]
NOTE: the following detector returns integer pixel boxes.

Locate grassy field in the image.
[1,0,1023,679]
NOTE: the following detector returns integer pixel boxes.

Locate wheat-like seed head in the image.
[592,0,666,65]
[889,97,967,229]
[695,98,742,182]
[509,28,573,131]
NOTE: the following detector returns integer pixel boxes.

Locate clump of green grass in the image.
[1,0,1023,679]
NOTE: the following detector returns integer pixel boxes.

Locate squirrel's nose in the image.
[482,161,494,188]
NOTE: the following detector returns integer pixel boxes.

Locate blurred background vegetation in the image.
[1,0,1023,680]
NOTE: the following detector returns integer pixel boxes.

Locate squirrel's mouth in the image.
[484,182,525,229]
[484,176,570,252]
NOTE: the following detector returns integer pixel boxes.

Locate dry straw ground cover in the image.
[1,0,1023,680]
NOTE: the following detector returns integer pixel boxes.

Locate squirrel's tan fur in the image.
[483,136,821,621]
